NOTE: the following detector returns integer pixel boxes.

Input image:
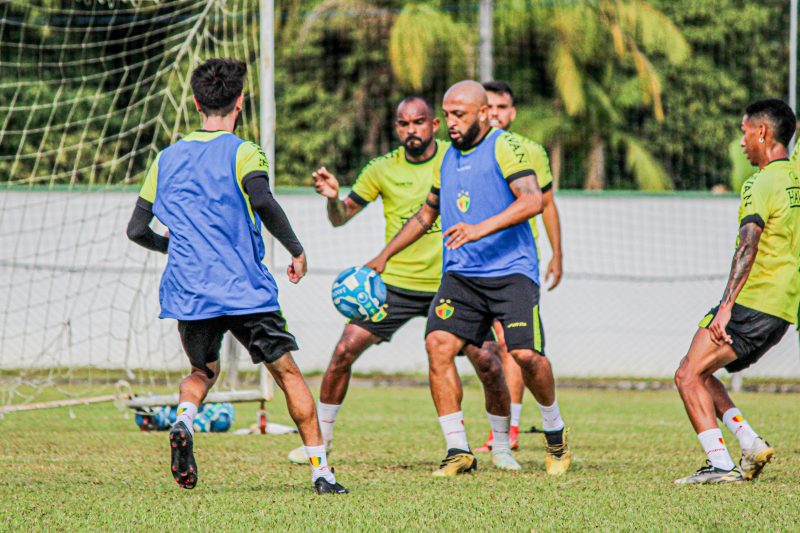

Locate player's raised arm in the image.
[244,175,307,284]
[708,221,763,345]
[312,166,364,226]
[365,188,440,273]
[443,173,542,251]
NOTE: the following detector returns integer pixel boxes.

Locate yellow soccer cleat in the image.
[544,428,572,476]
[432,449,477,477]
[740,437,774,481]
[288,441,332,465]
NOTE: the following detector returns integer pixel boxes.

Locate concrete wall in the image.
[1,190,798,378]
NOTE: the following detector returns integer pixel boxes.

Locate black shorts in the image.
[426,273,545,352]
[349,285,435,342]
[699,303,790,373]
[178,312,299,376]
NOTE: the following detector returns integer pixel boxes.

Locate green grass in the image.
[2,385,800,531]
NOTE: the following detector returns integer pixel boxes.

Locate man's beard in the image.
[404,135,433,157]
[450,119,482,150]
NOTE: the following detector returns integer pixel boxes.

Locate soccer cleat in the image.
[314,477,349,494]
[288,441,332,465]
[674,462,744,484]
[432,449,477,477]
[509,425,520,450]
[543,427,572,476]
[169,421,198,489]
[740,437,774,481]
[474,430,494,453]
[491,450,521,471]
[476,427,521,453]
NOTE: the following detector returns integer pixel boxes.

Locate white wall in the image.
[1,190,798,378]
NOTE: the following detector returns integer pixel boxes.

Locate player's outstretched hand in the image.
[287,252,307,284]
[443,222,481,250]
[545,255,562,290]
[312,166,339,199]
[365,254,388,274]
[708,306,733,345]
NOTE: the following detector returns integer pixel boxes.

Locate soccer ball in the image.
[331,266,387,321]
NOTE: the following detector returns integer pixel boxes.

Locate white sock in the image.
[305,444,336,484]
[722,408,759,450]
[175,402,198,436]
[317,402,341,445]
[438,411,469,452]
[537,399,565,432]
[510,403,523,428]
[698,428,735,470]
[487,413,511,453]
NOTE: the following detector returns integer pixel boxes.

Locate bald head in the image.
[443,80,488,108]
[442,80,490,150]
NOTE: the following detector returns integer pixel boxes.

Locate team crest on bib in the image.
[456,190,470,213]
[370,304,388,323]
[435,299,454,320]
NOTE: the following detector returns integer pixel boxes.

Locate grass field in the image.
[2,383,800,531]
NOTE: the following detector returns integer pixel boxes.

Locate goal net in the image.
[0,0,262,407]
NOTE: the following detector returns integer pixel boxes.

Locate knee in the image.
[329,341,358,373]
[426,334,455,373]
[674,359,697,390]
[472,348,503,378]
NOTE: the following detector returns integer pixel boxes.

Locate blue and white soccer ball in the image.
[331,266,387,321]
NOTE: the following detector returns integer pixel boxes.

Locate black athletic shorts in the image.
[699,303,790,373]
[177,312,298,376]
[349,285,435,342]
[426,273,545,352]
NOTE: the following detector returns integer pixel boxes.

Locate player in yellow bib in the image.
[674,99,800,484]
[288,96,510,464]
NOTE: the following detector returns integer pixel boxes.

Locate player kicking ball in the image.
[368,81,546,476]
[289,96,514,471]
[674,99,800,484]
[465,81,570,474]
[127,58,347,494]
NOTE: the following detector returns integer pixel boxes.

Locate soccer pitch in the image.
[3,384,800,531]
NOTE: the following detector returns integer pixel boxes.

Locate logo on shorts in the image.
[370,304,388,323]
[435,299,454,320]
[456,190,470,213]
[506,322,528,328]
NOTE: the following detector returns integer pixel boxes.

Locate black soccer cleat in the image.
[169,421,198,489]
[314,476,349,494]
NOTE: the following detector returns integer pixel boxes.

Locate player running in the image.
[126,58,347,494]
[288,96,514,470]
[469,81,568,471]
[674,99,800,484]
[368,80,554,476]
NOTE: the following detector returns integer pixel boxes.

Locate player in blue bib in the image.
[126,58,347,495]
[368,81,570,476]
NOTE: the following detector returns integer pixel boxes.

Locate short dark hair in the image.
[397,95,434,117]
[482,80,514,104]
[745,99,797,147]
[190,58,247,116]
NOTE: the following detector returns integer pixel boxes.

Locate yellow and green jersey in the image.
[350,140,448,293]
[736,159,800,323]
[514,134,553,249]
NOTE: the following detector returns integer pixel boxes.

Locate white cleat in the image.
[491,450,521,471]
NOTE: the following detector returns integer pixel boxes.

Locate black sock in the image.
[544,429,564,457]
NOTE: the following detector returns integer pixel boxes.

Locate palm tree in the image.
[496,0,690,190]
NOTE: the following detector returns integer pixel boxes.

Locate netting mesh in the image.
[0,0,260,405]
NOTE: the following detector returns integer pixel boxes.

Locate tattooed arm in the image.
[708,222,763,345]
[365,189,440,273]
[443,172,542,250]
